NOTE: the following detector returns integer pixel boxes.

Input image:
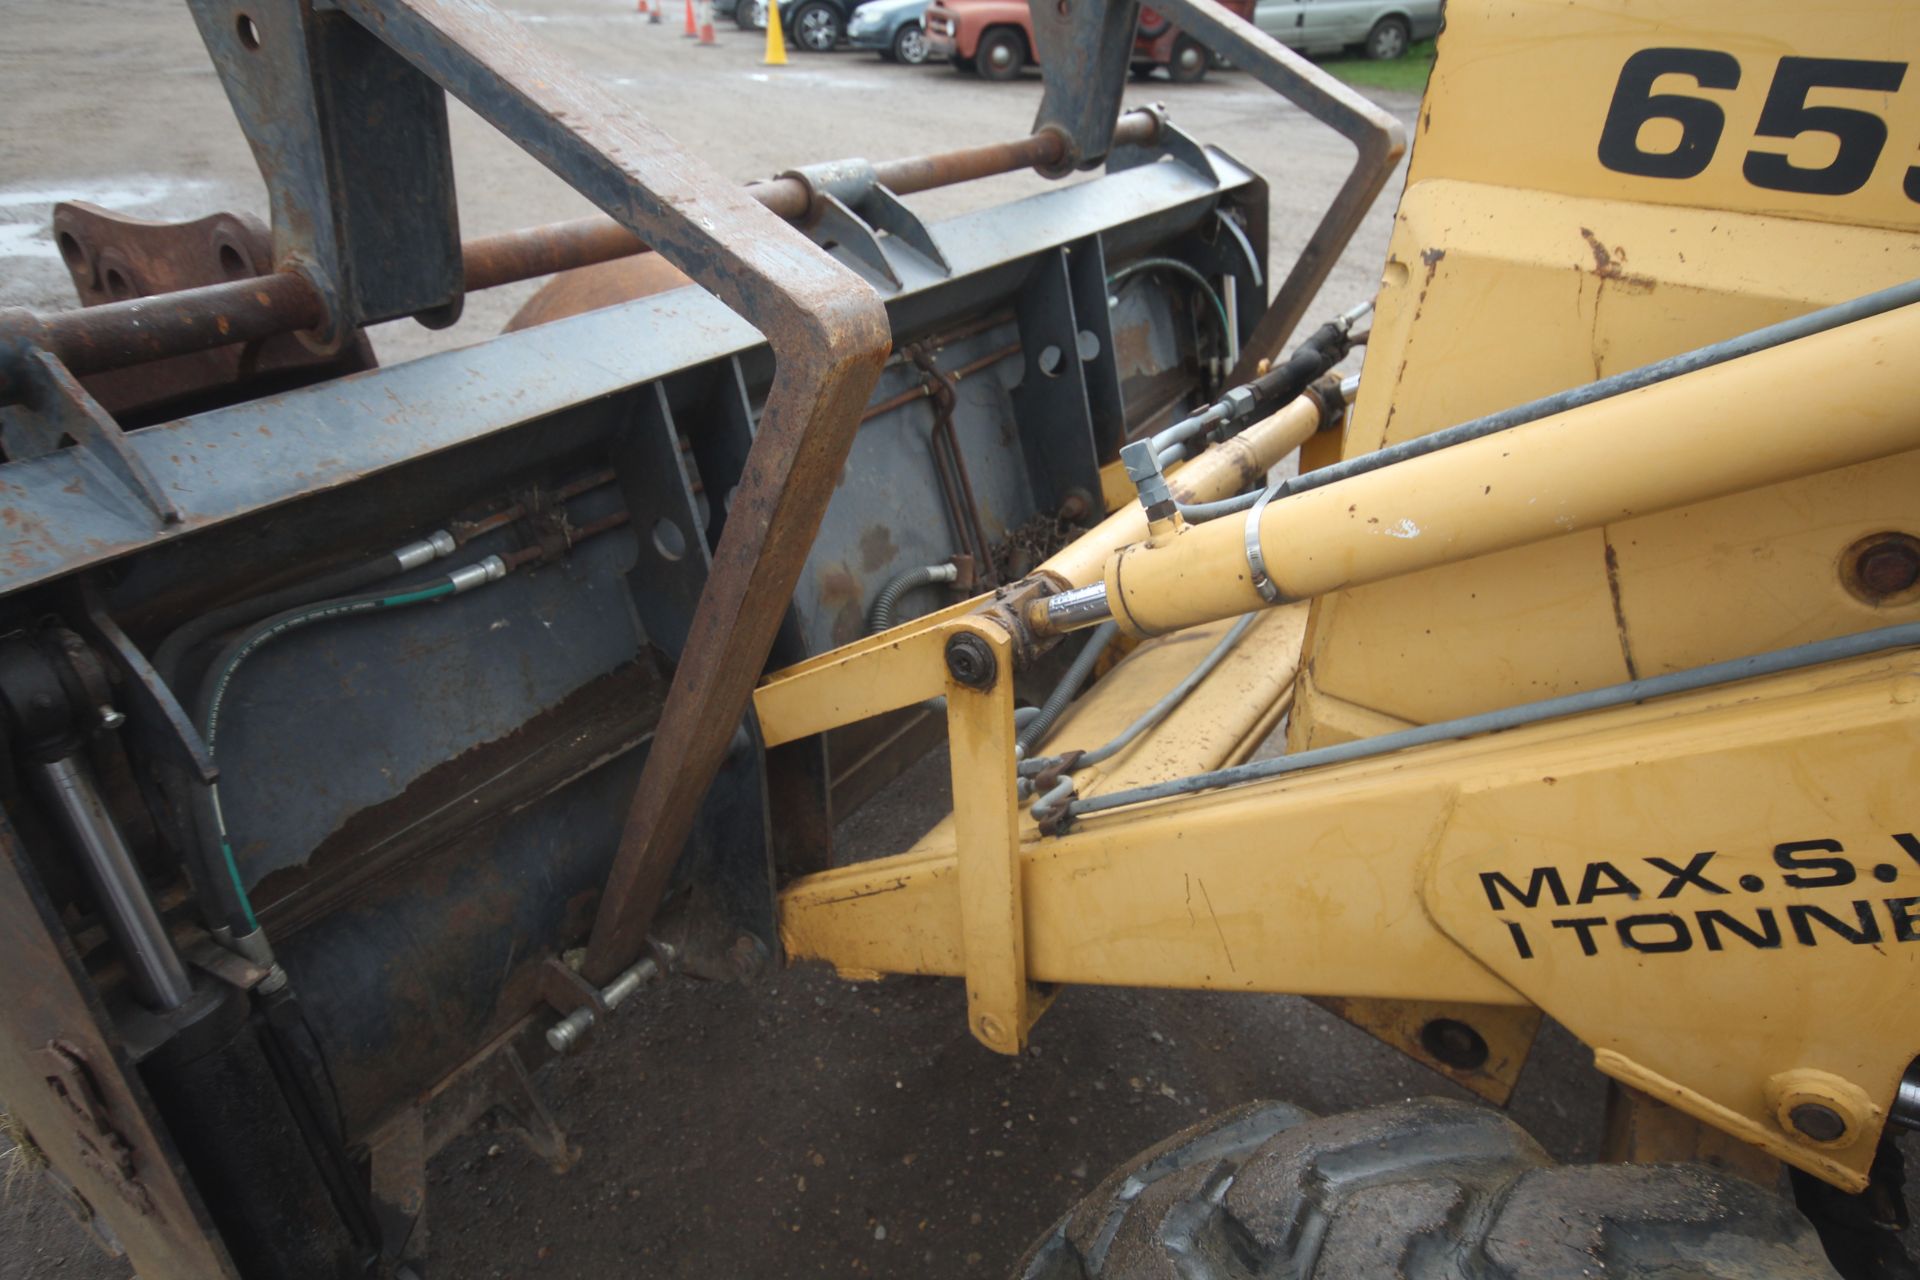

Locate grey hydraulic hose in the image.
[1016,620,1118,758]
[868,562,960,633]
[1026,612,1259,823]
[1063,620,1920,824]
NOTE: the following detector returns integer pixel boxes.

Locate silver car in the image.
[1253,0,1441,60]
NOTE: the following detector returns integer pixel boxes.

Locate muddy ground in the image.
[2,2,1915,1277]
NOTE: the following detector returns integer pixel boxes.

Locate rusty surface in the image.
[255,659,666,938]
[1,108,1160,403]
[0,813,238,1277]
[1150,0,1402,380]
[229,0,888,991]
[502,254,694,331]
[25,271,329,382]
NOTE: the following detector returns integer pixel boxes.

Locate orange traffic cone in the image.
[697,0,717,44]
[635,0,647,14]
[682,0,697,36]
[762,1,787,63]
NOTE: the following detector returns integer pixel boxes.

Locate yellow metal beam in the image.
[782,648,1920,1189]
[944,617,1047,1054]
[754,594,983,748]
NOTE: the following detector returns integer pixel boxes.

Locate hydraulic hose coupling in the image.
[449,555,508,595]
[394,529,457,570]
[1121,440,1177,532]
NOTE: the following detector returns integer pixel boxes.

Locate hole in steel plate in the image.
[1418,1017,1490,1072]
[652,518,688,562]
[237,13,262,49]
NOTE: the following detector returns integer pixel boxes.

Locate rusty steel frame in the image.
[273,0,890,983]
[1149,0,1403,379]
[0,113,1162,398]
[1031,0,1403,378]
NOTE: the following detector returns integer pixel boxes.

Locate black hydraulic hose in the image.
[1261,277,1920,506]
[868,563,960,633]
[1063,621,1920,825]
[1242,319,1351,425]
[1016,620,1118,758]
[188,562,502,935]
[152,532,453,692]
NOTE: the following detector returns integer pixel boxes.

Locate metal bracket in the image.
[1029,0,1146,173]
[0,348,182,526]
[943,617,1052,1054]
[1107,106,1219,184]
[786,158,952,288]
[1147,0,1404,381]
[809,194,904,290]
[76,582,217,786]
[1012,239,1112,513]
[186,0,464,341]
[858,184,952,276]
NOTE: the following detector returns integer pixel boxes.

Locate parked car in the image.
[848,0,932,62]
[924,0,1256,82]
[740,0,878,52]
[1252,0,1441,60]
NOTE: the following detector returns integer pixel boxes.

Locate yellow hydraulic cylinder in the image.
[1038,392,1329,588]
[1104,303,1920,636]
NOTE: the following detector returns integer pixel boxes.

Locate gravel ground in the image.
[1,3,1912,1277]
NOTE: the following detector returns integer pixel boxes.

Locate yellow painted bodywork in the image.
[1294,0,1920,734]
[760,0,1920,1193]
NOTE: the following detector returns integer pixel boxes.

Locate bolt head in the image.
[977,1013,1008,1046]
[945,633,997,689]
[1858,542,1920,597]
[1789,1102,1848,1143]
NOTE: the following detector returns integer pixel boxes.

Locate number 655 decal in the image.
[1597,47,1917,201]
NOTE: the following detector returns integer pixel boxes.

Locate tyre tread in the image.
[1018,1098,1842,1280]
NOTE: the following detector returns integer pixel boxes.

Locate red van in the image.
[924,1,1258,82]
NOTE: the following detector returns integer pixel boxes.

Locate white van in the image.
[1253,0,1442,60]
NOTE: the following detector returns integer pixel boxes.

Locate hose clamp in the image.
[1244,479,1285,604]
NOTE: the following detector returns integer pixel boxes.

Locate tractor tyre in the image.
[1016,1098,1844,1279]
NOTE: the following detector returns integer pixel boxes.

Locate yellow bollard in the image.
[763,1,787,64]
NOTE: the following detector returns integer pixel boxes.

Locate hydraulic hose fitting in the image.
[393,529,457,570]
[1121,440,1179,536]
[449,554,508,594]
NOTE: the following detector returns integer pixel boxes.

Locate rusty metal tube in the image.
[11,112,1161,393]
[28,272,328,380]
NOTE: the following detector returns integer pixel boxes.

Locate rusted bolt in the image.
[1418,1018,1489,1071]
[945,633,996,689]
[728,933,768,983]
[1790,1102,1848,1143]
[1857,541,1920,598]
